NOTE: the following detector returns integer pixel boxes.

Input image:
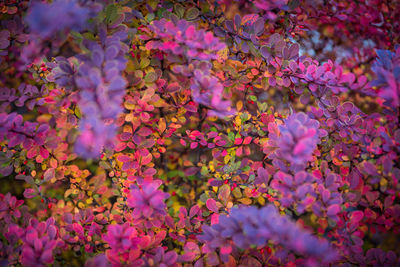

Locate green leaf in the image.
[249,95,257,101]
[167,170,180,178]
[156,8,166,18]
[145,13,155,22]
[161,10,172,19]
[201,166,209,176]
[139,58,150,69]
[99,161,111,170]
[242,165,251,172]
[202,210,210,216]
[200,1,210,13]
[258,102,267,112]
[82,32,96,41]
[200,193,208,203]
[105,4,118,25]
[74,106,81,119]
[148,0,159,10]
[174,4,185,18]
[249,42,259,57]
[240,112,249,121]
[288,0,300,10]
[185,7,199,20]
[70,31,83,41]
[144,72,157,83]
[248,174,255,182]
[228,132,235,141]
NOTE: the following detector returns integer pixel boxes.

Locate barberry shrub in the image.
[0,0,399,266]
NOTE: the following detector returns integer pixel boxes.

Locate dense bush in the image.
[0,0,399,266]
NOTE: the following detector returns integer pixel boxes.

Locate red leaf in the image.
[166,82,181,92]
[243,136,252,144]
[27,147,38,159]
[234,138,243,145]
[40,147,49,159]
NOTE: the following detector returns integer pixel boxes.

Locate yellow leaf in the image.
[126,60,136,72]
[224,155,230,164]
[235,116,241,126]
[64,189,72,198]
[123,125,132,132]
[232,188,242,198]
[178,116,186,123]
[209,163,215,172]
[124,100,136,110]
[152,98,167,108]
[238,198,252,205]
[310,213,317,223]
[164,139,172,145]
[380,178,387,188]
[258,196,265,206]
[125,113,134,122]
[158,118,166,133]
[217,47,229,61]
[236,101,243,111]
[332,158,342,166]
[50,158,58,168]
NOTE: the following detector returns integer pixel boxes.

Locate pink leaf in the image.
[327,204,341,216]
[220,245,232,254]
[189,205,200,217]
[137,127,152,137]
[43,168,55,182]
[166,82,181,92]
[117,155,131,162]
[350,210,364,223]
[23,188,37,198]
[211,213,219,225]
[190,142,198,149]
[180,139,186,146]
[206,198,219,213]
